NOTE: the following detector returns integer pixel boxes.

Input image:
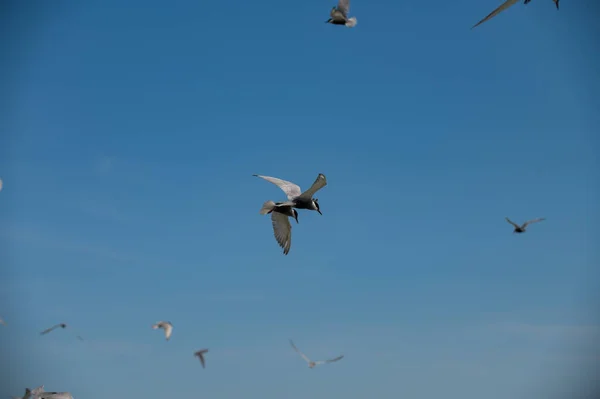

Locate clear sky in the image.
[0,0,599,398]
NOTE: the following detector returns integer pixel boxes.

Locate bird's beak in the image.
[317,209,322,215]
[325,19,331,23]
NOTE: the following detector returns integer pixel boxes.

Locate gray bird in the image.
[326,0,357,28]
[289,340,344,369]
[259,200,299,255]
[40,323,67,335]
[253,173,327,215]
[472,0,559,29]
[505,217,546,233]
[194,349,209,368]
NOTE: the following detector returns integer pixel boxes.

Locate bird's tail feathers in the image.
[345,17,357,28]
[259,200,276,215]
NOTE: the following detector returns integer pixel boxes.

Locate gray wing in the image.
[253,174,302,200]
[290,340,311,363]
[31,386,44,396]
[505,217,520,228]
[40,324,61,335]
[315,354,344,365]
[38,394,72,399]
[337,0,350,16]
[272,212,292,255]
[298,173,327,200]
[522,217,545,228]
[472,0,520,29]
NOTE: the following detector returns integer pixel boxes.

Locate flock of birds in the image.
[0,0,560,396]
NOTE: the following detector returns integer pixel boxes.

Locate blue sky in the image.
[0,0,599,398]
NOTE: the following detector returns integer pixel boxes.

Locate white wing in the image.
[272,213,292,255]
[320,354,344,364]
[472,0,520,28]
[163,323,173,340]
[30,386,44,396]
[253,174,302,200]
[297,173,327,200]
[289,340,312,364]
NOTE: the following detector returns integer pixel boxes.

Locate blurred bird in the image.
[326,0,357,28]
[152,321,173,341]
[0,317,6,326]
[253,173,327,215]
[40,323,67,335]
[505,217,546,233]
[289,340,344,368]
[259,201,299,255]
[37,393,73,399]
[472,0,559,29]
[194,349,209,368]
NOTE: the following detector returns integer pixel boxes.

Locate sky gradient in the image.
[1,0,599,398]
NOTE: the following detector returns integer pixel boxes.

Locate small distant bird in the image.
[194,349,209,368]
[472,0,559,29]
[37,393,73,399]
[289,340,344,369]
[259,200,299,255]
[505,217,546,233]
[152,321,173,341]
[0,317,6,326]
[326,0,357,28]
[253,173,327,215]
[0,178,3,192]
[40,323,67,335]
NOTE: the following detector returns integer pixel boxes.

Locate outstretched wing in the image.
[195,349,208,368]
[253,174,302,200]
[40,324,61,335]
[163,323,173,340]
[297,174,327,200]
[315,354,344,365]
[289,340,311,364]
[271,213,292,255]
[472,0,520,29]
[522,217,546,228]
[337,0,350,16]
[505,217,520,228]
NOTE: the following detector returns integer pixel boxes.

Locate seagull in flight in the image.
[194,349,209,368]
[40,323,67,335]
[289,340,344,369]
[253,173,327,215]
[152,321,173,341]
[505,217,546,233]
[326,0,357,28]
[472,0,559,29]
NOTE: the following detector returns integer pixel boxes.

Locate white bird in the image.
[253,173,327,215]
[40,323,67,335]
[194,349,209,368]
[289,340,344,369]
[152,321,173,341]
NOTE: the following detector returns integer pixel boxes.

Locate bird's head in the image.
[313,198,322,215]
[292,209,299,224]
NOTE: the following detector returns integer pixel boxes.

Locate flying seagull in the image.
[505,217,546,233]
[253,173,327,215]
[326,0,357,28]
[259,200,299,255]
[289,340,344,369]
[152,321,173,341]
[194,349,209,368]
[40,323,67,335]
[472,0,559,29]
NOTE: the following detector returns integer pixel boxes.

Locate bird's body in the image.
[253,173,327,215]
[289,340,344,369]
[152,321,173,341]
[194,349,209,368]
[259,200,298,255]
[40,323,67,335]
[472,0,559,29]
[505,217,546,233]
[326,0,357,27]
